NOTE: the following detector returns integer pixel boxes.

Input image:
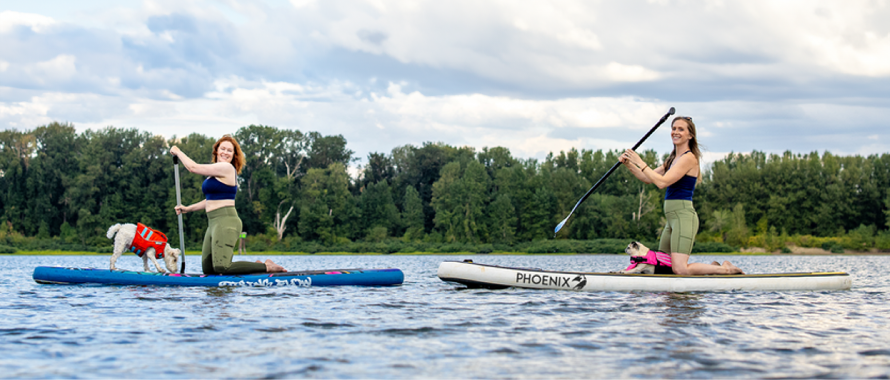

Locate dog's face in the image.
[625,241,650,257]
[163,245,181,273]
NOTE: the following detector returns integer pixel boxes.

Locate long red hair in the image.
[212,135,245,174]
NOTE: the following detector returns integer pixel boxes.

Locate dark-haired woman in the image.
[619,116,744,275]
[171,135,286,274]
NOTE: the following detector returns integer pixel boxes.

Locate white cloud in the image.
[30,55,79,83]
[1,0,889,167]
[603,62,661,82]
[0,11,57,33]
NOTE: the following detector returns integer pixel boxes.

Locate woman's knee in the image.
[213,262,233,274]
[670,252,690,275]
[671,266,691,275]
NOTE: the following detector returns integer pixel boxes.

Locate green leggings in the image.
[658,200,700,255]
[202,207,266,275]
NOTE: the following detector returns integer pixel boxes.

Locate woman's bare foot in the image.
[265,259,286,273]
[721,261,745,275]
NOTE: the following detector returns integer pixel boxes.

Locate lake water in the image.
[1,254,889,379]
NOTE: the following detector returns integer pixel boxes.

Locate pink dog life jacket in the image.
[625,250,672,271]
[130,223,168,259]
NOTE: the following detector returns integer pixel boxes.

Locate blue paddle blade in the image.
[554,218,568,234]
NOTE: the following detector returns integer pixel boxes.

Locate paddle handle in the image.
[173,155,186,274]
[554,107,675,234]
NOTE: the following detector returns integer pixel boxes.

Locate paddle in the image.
[554,107,676,235]
[173,155,186,274]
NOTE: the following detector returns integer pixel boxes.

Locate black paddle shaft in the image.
[173,155,186,274]
[554,107,676,234]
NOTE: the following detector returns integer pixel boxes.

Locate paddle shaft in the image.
[173,156,186,274]
[554,107,676,234]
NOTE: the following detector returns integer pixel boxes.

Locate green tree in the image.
[298,163,357,243]
[390,143,458,232]
[431,160,490,243]
[524,183,558,241]
[705,208,732,242]
[305,132,354,171]
[361,152,395,189]
[725,203,749,247]
[885,189,890,228]
[26,123,80,237]
[401,186,425,241]
[359,180,400,238]
[0,129,35,234]
[488,193,516,244]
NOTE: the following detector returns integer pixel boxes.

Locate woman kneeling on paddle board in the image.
[171,135,287,274]
[619,116,744,275]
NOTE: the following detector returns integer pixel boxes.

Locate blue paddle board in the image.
[33,266,404,287]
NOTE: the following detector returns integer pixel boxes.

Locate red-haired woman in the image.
[171,135,286,274]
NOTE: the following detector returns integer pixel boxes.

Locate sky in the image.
[1,0,889,170]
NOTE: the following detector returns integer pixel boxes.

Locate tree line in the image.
[2,122,889,253]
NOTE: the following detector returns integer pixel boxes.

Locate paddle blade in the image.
[554,218,568,234]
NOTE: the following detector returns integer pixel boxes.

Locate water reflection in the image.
[658,293,705,326]
[204,286,236,297]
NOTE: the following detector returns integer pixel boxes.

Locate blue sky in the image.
[1,0,889,168]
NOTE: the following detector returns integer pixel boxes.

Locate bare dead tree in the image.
[284,155,304,180]
[274,200,295,241]
[633,186,655,222]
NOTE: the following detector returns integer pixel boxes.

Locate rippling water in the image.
[2,254,889,379]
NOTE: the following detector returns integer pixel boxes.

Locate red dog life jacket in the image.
[130,223,168,259]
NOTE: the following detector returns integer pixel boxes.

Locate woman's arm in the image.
[175,200,206,215]
[170,146,236,180]
[625,149,696,189]
[620,156,654,184]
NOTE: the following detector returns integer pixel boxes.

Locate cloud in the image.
[0,0,889,169]
[0,11,57,33]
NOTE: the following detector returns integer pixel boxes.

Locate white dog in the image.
[106,223,181,273]
[616,241,674,275]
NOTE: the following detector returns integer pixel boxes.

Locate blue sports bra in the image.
[202,177,237,201]
[665,175,696,201]
[664,151,697,201]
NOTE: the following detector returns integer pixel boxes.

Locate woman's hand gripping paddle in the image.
[173,155,186,274]
[554,107,676,235]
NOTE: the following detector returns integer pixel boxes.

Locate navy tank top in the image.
[664,151,697,201]
[202,177,237,200]
[665,175,696,200]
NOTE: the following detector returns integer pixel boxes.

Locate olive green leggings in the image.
[658,200,700,255]
[202,207,266,275]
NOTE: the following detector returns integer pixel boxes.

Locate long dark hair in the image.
[663,116,701,177]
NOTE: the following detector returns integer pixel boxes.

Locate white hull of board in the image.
[437,261,851,292]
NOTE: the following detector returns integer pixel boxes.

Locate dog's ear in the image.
[165,245,179,258]
[631,241,639,249]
